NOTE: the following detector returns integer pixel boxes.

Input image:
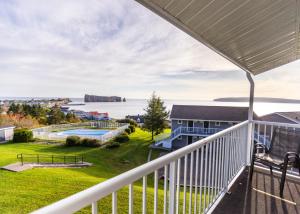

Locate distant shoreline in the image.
[214,97,300,104]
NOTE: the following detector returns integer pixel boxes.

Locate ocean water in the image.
[68,98,300,119]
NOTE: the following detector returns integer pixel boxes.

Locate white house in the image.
[0,126,15,142]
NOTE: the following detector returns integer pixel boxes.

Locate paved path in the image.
[1,162,93,172]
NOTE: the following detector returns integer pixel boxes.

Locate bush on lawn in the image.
[66,136,80,146]
[117,119,137,127]
[115,133,130,143]
[81,138,101,147]
[106,141,120,149]
[13,129,33,143]
[128,125,135,133]
[124,128,131,135]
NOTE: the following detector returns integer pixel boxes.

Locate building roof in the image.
[170,105,257,122]
[136,0,300,75]
[0,125,15,130]
[277,112,300,123]
[260,112,300,124]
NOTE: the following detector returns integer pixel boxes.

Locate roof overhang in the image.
[136,0,300,75]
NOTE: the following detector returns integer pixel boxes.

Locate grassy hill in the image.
[0,128,170,213]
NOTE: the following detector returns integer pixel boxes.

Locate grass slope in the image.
[0,128,206,214]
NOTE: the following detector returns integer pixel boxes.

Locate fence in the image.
[32,122,129,143]
[17,153,84,166]
[32,121,249,214]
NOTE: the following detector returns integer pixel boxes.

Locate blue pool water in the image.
[57,129,110,137]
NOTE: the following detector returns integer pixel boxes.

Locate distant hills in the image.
[214,97,300,103]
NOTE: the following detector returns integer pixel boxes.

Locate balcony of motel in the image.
[32,1,300,214]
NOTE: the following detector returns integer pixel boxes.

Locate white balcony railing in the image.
[171,127,223,139]
[154,126,224,148]
[32,121,249,214]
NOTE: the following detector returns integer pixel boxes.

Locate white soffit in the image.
[136,0,300,75]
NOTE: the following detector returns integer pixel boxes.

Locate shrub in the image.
[80,138,101,147]
[124,128,131,135]
[115,133,130,143]
[66,136,80,146]
[128,125,135,133]
[117,119,137,127]
[106,141,120,149]
[13,129,33,143]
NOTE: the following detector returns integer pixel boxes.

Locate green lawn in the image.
[0,128,206,213]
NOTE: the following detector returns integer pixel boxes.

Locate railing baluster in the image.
[129,184,133,214]
[169,161,176,214]
[154,170,158,214]
[207,141,212,207]
[218,138,222,195]
[183,155,187,213]
[194,149,199,214]
[198,147,204,214]
[203,144,208,212]
[188,151,194,214]
[212,140,217,202]
[214,139,219,198]
[176,158,181,214]
[143,176,147,214]
[112,192,117,214]
[164,165,168,214]
[91,201,98,214]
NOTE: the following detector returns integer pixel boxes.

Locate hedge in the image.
[124,128,131,135]
[81,138,101,147]
[13,129,33,143]
[115,133,130,143]
[66,136,81,146]
[66,136,101,147]
[128,125,135,133]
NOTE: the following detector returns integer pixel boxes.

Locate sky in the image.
[0,0,300,100]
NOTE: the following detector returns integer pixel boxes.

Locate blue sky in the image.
[0,0,300,100]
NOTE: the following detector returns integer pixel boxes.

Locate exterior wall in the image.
[4,129,14,141]
[0,130,5,141]
[0,128,14,142]
[172,135,188,150]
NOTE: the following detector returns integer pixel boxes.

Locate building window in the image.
[178,120,182,124]
[215,122,221,126]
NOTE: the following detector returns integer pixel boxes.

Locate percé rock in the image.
[84,94,123,102]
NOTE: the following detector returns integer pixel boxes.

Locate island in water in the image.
[214,97,300,103]
[84,94,125,102]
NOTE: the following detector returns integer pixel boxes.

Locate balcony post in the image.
[246,72,255,165]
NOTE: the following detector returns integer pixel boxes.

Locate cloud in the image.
[0,0,299,100]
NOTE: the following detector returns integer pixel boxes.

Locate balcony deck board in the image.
[213,167,300,214]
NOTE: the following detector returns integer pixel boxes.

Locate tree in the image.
[143,93,169,140]
[66,112,81,123]
[47,105,65,124]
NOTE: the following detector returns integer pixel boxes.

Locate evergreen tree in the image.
[47,105,65,124]
[143,93,169,140]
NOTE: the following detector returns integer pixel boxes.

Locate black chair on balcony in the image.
[249,127,300,197]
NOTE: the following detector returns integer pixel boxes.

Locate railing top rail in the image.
[32,120,249,214]
[253,120,300,128]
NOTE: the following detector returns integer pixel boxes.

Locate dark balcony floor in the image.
[213,167,300,214]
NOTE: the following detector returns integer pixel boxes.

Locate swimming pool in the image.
[56,129,110,137]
